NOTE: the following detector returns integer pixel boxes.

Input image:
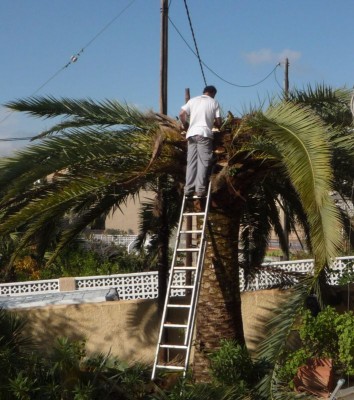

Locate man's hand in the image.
[180,122,189,132]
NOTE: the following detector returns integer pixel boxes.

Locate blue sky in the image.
[1,0,354,155]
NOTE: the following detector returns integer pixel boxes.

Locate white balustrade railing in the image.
[1,256,353,300]
[76,272,157,300]
[89,234,138,253]
[241,256,354,291]
[0,279,60,296]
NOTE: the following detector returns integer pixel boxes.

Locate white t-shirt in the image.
[181,95,221,139]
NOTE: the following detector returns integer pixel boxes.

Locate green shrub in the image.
[299,306,339,359]
[0,310,153,399]
[337,262,354,285]
[278,306,354,387]
[209,339,269,395]
[335,311,354,375]
[276,349,308,388]
[40,240,154,279]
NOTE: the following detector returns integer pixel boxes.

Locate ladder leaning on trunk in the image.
[151,181,212,380]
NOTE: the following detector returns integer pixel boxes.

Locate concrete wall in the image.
[15,285,354,363]
[14,289,289,363]
[17,299,159,363]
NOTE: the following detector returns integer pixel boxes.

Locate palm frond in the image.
[5,96,154,129]
[287,84,353,128]
[251,102,342,266]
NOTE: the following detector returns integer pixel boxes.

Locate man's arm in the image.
[214,117,222,129]
[179,109,189,130]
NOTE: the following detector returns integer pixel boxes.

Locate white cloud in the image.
[243,48,301,65]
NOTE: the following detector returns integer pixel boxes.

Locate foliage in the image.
[0,309,33,395]
[151,340,270,399]
[0,84,353,395]
[276,349,308,390]
[336,311,354,375]
[0,307,155,399]
[277,306,354,389]
[337,261,354,285]
[151,379,242,400]
[208,339,269,398]
[13,238,154,280]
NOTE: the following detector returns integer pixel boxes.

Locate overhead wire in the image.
[0,0,138,129]
[29,0,138,98]
[2,0,282,143]
[273,64,284,91]
[0,137,35,142]
[183,0,207,86]
[169,16,281,88]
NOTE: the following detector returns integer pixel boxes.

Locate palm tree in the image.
[192,96,349,380]
[0,99,185,311]
[0,86,352,388]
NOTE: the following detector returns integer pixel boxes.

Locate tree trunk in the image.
[156,179,169,315]
[193,206,245,382]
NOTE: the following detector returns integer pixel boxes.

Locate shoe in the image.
[195,192,206,198]
[184,192,194,198]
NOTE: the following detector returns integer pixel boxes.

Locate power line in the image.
[183,0,207,86]
[30,0,138,97]
[169,16,281,88]
[0,137,35,142]
[0,0,138,126]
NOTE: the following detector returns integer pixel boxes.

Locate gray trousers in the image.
[184,135,213,195]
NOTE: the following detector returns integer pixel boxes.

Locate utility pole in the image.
[160,0,168,114]
[284,57,289,100]
[157,0,169,315]
[283,57,290,260]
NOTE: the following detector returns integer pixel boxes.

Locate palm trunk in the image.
[193,207,245,382]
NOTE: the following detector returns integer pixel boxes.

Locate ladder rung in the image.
[180,230,202,234]
[155,365,185,371]
[171,285,194,289]
[163,323,188,328]
[174,266,197,270]
[167,304,191,308]
[185,195,206,199]
[177,248,200,252]
[160,344,188,349]
[183,212,205,217]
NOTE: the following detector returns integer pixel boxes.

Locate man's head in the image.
[203,85,217,98]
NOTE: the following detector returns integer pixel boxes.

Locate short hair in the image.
[203,85,217,95]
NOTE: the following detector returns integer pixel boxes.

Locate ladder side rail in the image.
[183,236,206,347]
[151,195,188,380]
[182,181,212,373]
[182,178,212,346]
[182,181,212,346]
[183,238,208,376]
[152,178,213,379]
[199,180,212,237]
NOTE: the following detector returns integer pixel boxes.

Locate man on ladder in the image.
[151,87,222,381]
[179,85,222,208]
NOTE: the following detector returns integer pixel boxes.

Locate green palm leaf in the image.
[251,102,341,266]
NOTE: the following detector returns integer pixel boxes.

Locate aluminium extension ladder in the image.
[151,181,212,380]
